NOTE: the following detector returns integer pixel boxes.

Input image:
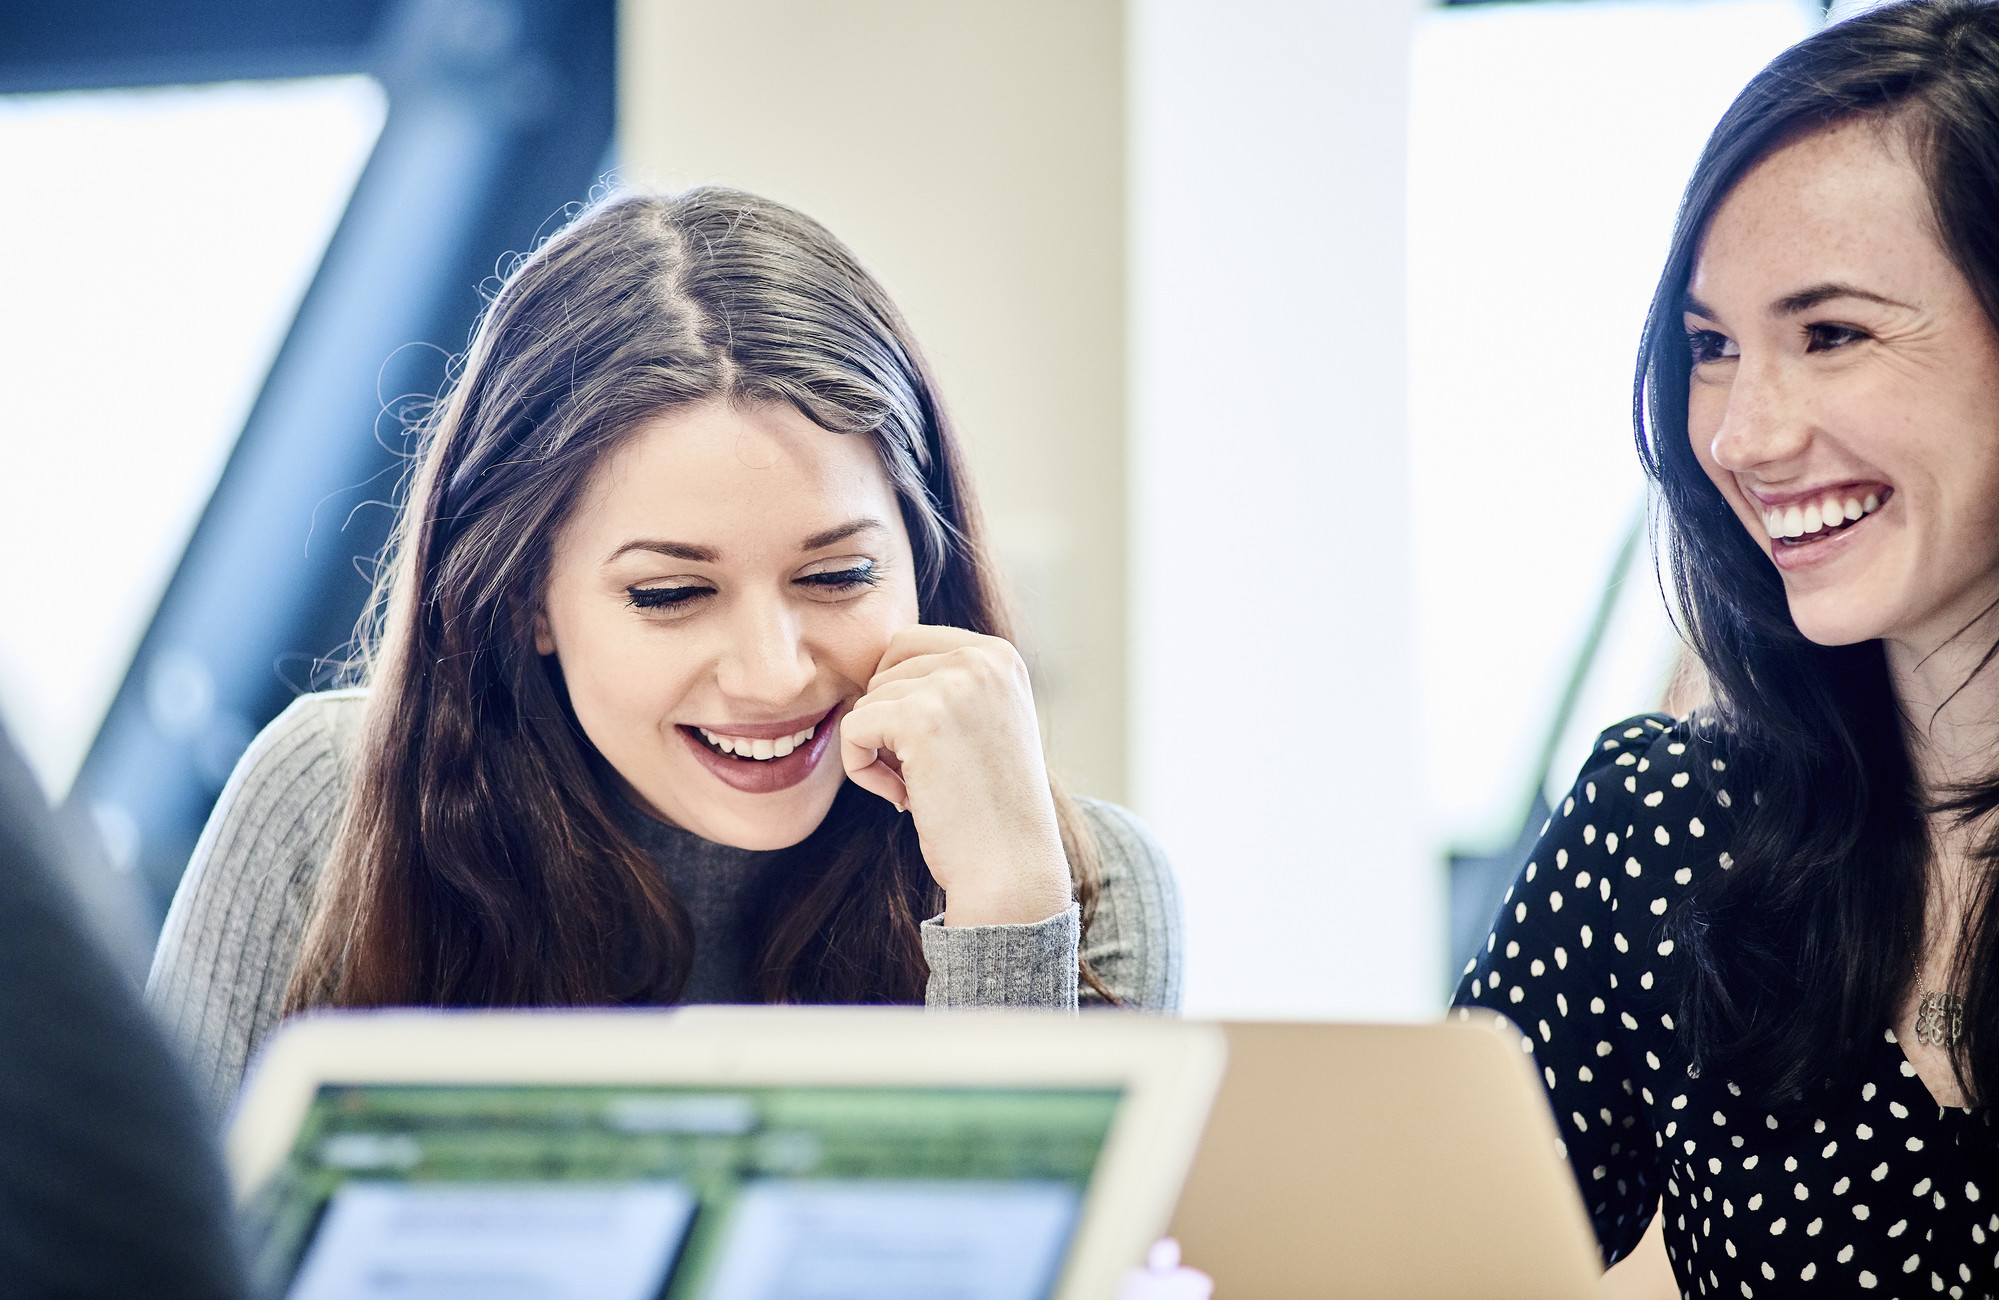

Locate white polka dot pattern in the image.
[1454,715,1998,1298]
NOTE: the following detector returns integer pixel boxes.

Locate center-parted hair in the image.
[1637,0,1999,1107]
[283,187,1105,1014]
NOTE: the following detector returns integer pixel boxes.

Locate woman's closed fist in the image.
[839,625,1072,927]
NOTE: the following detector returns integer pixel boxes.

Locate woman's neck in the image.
[1884,622,1999,796]
[1882,623,1999,955]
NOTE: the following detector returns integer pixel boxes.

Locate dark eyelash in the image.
[625,565,878,609]
[799,564,879,591]
[1685,328,1729,363]
[627,585,710,609]
[1806,323,1867,352]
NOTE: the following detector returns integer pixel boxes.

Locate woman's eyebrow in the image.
[800,518,885,551]
[601,519,885,565]
[605,539,718,564]
[1771,281,1910,316]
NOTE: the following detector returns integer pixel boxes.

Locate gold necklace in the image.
[1907,925,1964,1049]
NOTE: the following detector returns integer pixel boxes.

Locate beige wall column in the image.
[620,0,1129,804]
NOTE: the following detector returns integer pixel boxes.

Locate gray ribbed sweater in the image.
[146,690,1183,1111]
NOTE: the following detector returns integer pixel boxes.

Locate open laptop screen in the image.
[244,1082,1124,1300]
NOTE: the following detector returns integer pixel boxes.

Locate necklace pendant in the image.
[1914,989,1964,1048]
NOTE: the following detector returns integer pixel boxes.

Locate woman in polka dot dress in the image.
[1464,716,1992,1295]
[1456,4,1999,1296]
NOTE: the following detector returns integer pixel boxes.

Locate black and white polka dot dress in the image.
[1454,714,1998,1298]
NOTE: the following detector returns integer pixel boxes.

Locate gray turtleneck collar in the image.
[604,787,785,1005]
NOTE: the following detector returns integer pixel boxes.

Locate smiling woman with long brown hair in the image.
[1456,2,1999,1294]
[146,187,1181,1108]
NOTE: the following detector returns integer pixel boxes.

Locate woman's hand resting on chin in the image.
[839,625,1074,927]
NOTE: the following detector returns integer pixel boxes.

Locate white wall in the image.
[1406,0,1813,859]
[1127,0,1436,1018]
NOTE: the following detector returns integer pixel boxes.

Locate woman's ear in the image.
[533,608,555,656]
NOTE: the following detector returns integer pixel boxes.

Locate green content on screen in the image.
[245,1082,1125,1300]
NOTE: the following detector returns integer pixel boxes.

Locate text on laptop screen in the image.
[245,1083,1125,1300]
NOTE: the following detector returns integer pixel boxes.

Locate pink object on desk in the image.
[1116,1238,1214,1300]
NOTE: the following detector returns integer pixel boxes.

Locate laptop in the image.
[227,1006,1226,1300]
[1167,1012,1604,1299]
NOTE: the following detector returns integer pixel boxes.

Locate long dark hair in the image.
[1640,0,1999,1107]
[283,187,1105,1014]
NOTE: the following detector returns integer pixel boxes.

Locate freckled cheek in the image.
[1899,418,1999,553]
[1686,387,1727,470]
[1965,435,1999,530]
[1953,488,1999,563]
[1684,403,1752,529]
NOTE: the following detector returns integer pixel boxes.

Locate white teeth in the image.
[698,723,819,760]
[1767,492,1885,542]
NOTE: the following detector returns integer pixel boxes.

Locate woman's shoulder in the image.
[148,690,368,1105]
[199,690,369,874]
[261,687,369,759]
[1073,797,1173,884]
[1070,798,1182,1011]
[1550,710,1742,888]
[1564,712,1737,800]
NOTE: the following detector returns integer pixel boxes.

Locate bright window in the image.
[1407,0,1815,853]
[0,76,385,799]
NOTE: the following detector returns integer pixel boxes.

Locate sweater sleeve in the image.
[146,692,359,1114]
[920,798,1182,1012]
[1452,715,1674,1268]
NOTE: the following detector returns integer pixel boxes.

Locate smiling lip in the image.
[1760,485,1893,573]
[1748,480,1888,510]
[677,704,843,795]
[687,710,830,741]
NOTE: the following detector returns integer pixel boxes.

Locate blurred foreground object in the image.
[1168,1018,1601,1299]
[0,709,244,1297]
[1118,1239,1213,1300]
[228,1007,1226,1299]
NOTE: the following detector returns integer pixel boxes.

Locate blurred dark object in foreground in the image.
[0,709,245,1297]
